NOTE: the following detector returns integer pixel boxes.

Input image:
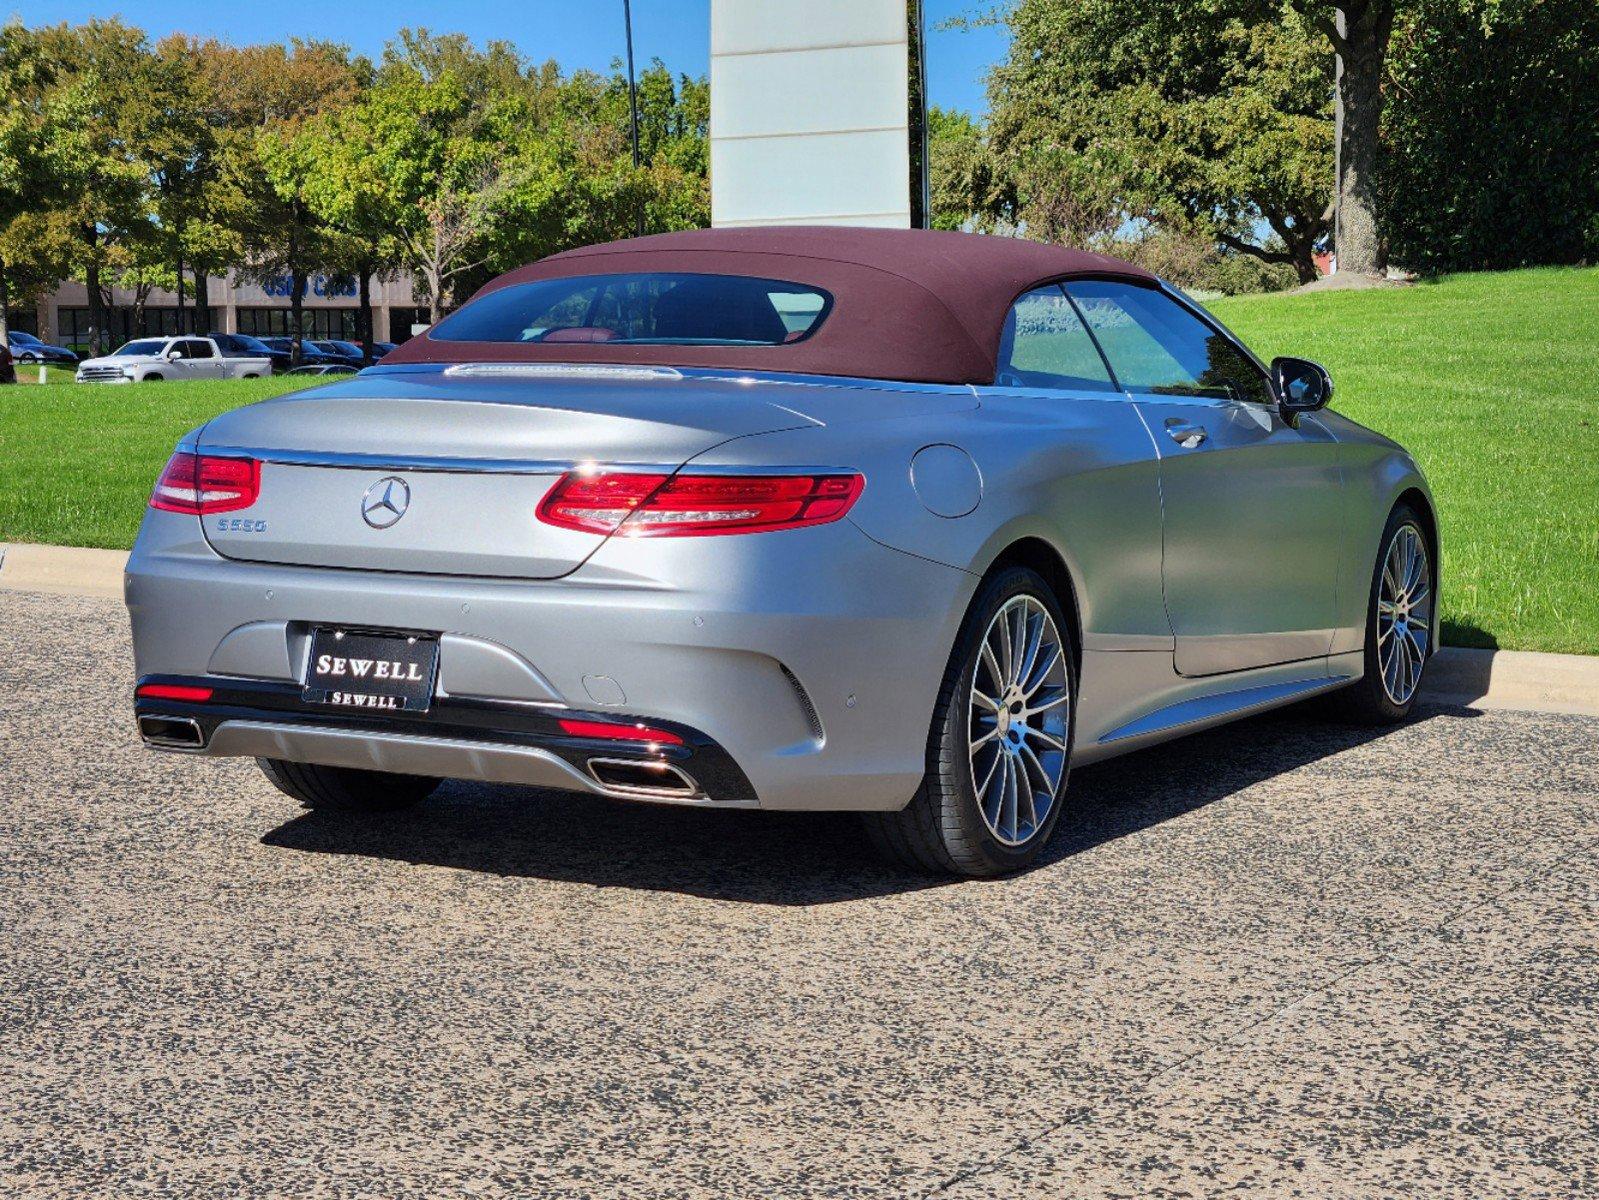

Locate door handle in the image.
[1164,419,1208,449]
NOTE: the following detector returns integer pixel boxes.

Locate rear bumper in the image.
[134,676,758,807]
[126,510,976,811]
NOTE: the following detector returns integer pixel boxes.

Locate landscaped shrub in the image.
[1381,0,1599,273]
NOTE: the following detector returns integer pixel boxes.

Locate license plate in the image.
[303,628,439,713]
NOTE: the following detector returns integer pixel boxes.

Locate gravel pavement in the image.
[2,589,1596,1198]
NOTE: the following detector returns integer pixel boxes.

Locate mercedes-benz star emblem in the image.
[361,476,410,529]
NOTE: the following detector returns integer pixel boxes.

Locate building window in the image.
[56,307,182,351]
[236,308,359,340]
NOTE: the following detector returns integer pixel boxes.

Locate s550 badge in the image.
[217,518,268,533]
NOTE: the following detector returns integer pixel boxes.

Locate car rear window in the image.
[427,273,833,347]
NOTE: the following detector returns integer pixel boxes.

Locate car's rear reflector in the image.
[537,470,864,537]
[557,717,684,745]
[136,683,214,703]
[150,451,261,514]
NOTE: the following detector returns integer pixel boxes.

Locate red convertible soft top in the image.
[384,226,1156,385]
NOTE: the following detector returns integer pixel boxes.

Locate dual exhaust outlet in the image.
[586,756,701,799]
[138,714,206,750]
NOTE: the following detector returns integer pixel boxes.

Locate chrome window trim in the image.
[200,445,853,478]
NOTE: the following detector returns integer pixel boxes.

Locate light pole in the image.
[623,0,644,237]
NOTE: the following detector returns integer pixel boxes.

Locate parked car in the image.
[76,336,272,383]
[373,341,399,358]
[287,363,358,376]
[8,330,80,367]
[0,341,13,384]
[260,337,341,369]
[310,339,369,368]
[126,227,1437,877]
[208,332,293,374]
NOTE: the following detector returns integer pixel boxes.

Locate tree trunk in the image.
[0,253,11,346]
[358,263,374,363]
[1334,3,1393,277]
[84,227,106,355]
[290,264,306,367]
[176,251,186,335]
[426,265,443,326]
[1288,236,1320,285]
[195,270,211,334]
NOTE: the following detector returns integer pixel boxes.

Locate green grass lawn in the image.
[0,376,310,549]
[2,266,1595,653]
[1212,267,1599,655]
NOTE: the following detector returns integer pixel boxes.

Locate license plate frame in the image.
[302,627,440,714]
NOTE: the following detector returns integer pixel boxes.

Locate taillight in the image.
[136,683,213,702]
[557,717,684,745]
[537,470,864,537]
[150,451,261,514]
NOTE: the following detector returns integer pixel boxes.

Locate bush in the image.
[1381,0,1599,272]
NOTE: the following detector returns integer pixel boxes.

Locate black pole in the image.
[623,0,643,237]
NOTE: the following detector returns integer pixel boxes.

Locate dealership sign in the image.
[260,274,358,299]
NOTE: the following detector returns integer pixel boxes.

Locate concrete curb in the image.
[0,542,127,600]
[1423,647,1599,718]
[2,540,1595,717]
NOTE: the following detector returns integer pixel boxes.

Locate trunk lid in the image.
[195,363,978,579]
[196,365,819,579]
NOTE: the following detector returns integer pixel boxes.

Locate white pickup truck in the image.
[75,336,272,384]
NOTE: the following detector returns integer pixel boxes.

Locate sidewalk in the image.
[3,540,1595,716]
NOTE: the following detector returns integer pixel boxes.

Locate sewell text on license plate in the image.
[303,628,440,712]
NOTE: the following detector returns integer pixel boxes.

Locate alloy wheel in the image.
[968,595,1070,846]
[1377,524,1432,705]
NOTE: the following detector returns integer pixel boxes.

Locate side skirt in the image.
[1073,651,1362,766]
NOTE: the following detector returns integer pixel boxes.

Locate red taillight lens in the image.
[136,683,213,703]
[557,718,684,745]
[537,470,864,537]
[150,451,261,514]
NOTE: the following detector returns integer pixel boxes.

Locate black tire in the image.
[255,757,440,812]
[863,566,1078,877]
[1331,503,1433,724]
[144,373,163,382]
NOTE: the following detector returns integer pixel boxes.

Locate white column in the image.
[710,0,911,228]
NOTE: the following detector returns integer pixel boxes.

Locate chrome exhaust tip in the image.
[587,756,701,798]
[138,715,206,751]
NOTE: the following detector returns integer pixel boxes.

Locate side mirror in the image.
[166,349,182,361]
[1272,356,1333,422]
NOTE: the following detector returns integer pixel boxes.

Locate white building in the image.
[21,270,424,353]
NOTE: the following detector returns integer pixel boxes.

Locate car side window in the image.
[1065,280,1272,405]
[184,339,214,359]
[995,286,1117,392]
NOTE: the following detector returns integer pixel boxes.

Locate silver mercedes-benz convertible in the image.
[127,227,1436,876]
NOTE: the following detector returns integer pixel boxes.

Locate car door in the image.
[1065,280,1344,677]
[182,338,225,379]
[969,285,1173,653]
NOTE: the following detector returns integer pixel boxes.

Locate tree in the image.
[213,39,365,360]
[927,106,993,232]
[1285,1,1396,276]
[984,1,1334,283]
[0,22,61,344]
[22,20,155,353]
[1380,0,1599,271]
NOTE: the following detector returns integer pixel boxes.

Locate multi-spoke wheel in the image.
[968,595,1071,846]
[1376,523,1432,705]
[1334,503,1434,723]
[863,565,1076,876]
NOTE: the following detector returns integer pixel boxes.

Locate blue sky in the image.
[12,1,1011,115]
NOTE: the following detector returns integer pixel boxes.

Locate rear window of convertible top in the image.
[426,272,833,347]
